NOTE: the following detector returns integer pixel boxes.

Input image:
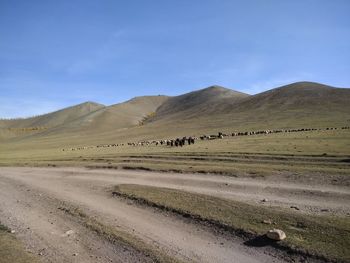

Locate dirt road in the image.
[0,167,349,262]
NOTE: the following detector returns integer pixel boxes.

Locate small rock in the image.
[38,249,45,256]
[262,219,272,224]
[321,209,329,212]
[10,230,16,234]
[290,206,300,210]
[63,230,74,236]
[73,253,78,256]
[261,198,268,202]
[266,229,286,241]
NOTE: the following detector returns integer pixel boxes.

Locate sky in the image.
[1,0,350,118]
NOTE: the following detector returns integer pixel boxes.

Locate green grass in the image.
[0,223,38,263]
[113,184,350,263]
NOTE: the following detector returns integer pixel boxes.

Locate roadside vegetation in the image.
[0,222,38,263]
[113,184,350,263]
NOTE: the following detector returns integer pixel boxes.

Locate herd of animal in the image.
[62,126,350,152]
[127,137,196,147]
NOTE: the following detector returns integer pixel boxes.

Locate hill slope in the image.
[0,101,105,129]
[230,82,350,112]
[56,95,169,133]
[1,82,349,147]
[143,82,350,138]
[213,81,350,130]
[0,102,105,140]
[16,95,170,140]
[152,85,249,121]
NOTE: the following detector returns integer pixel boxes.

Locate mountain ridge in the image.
[0,101,105,128]
[0,81,349,144]
[151,85,249,122]
[1,81,346,121]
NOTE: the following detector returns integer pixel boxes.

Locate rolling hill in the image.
[0,95,169,142]
[0,102,105,140]
[35,95,170,136]
[229,81,350,112]
[143,82,350,135]
[216,81,350,130]
[0,101,105,129]
[151,85,249,121]
[0,81,349,147]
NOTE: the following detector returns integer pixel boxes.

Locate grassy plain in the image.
[1,129,349,186]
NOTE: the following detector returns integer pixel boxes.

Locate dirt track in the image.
[0,167,349,262]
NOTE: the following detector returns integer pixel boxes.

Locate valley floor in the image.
[0,167,349,262]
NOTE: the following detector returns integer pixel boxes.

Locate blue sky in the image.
[1,0,349,118]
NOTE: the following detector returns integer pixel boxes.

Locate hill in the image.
[230,81,350,112]
[0,102,105,140]
[0,95,169,143]
[216,81,350,130]
[152,85,249,121]
[138,82,350,140]
[0,81,349,147]
[0,101,105,129]
[40,95,170,135]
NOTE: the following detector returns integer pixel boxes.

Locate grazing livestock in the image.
[61,126,346,152]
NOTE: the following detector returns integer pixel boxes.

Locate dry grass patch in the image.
[113,184,350,263]
[0,223,38,263]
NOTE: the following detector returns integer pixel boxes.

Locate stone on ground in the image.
[266,229,286,241]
